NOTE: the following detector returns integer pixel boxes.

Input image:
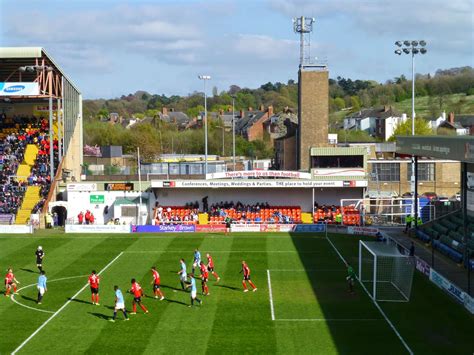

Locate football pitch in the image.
[0,231,472,354]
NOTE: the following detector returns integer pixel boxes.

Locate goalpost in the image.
[359,240,415,302]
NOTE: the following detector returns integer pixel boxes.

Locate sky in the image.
[1,0,472,99]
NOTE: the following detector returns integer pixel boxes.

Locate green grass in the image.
[392,94,474,119]
[0,231,472,354]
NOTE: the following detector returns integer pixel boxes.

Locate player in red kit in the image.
[206,253,220,282]
[240,261,257,292]
[129,278,148,314]
[88,270,100,305]
[199,262,210,296]
[4,268,20,297]
[151,266,165,300]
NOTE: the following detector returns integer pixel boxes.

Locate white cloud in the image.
[268,0,473,53]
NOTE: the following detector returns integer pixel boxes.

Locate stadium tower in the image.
[0,47,82,225]
[293,16,329,171]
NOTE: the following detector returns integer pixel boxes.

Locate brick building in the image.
[298,69,329,170]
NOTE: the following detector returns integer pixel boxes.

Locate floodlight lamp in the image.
[395,41,403,47]
[403,40,411,46]
[18,66,26,72]
[419,40,426,47]
[420,48,427,54]
[412,48,419,54]
[403,48,411,54]
[394,49,402,55]
[411,40,418,46]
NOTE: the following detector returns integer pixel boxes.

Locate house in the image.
[437,112,469,135]
[234,106,274,141]
[453,114,474,135]
[343,106,406,141]
[428,112,447,130]
[125,107,191,130]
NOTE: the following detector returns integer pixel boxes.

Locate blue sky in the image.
[1,0,472,98]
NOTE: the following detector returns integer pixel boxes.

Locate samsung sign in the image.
[0,82,40,96]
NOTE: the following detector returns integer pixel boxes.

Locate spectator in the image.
[78,211,84,225]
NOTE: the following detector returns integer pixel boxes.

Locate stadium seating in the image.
[0,117,59,224]
[418,211,474,269]
[153,206,199,224]
[313,205,360,225]
[208,205,301,224]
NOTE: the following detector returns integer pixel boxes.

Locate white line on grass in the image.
[10,275,89,314]
[275,318,382,322]
[124,250,324,253]
[269,269,344,272]
[325,236,413,355]
[267,270,275,321]
[11,252,124,355]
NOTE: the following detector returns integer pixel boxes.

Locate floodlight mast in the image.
[293,16,315,68]
[394,40,427,225]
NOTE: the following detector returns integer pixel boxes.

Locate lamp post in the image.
[394,40,427,222]
[216,125,225,156]
[198,75,211,176]
[231,95,236,171]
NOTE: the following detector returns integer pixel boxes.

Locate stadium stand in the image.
[153,206,200,225]
[0,118,58,224]
[313,204,361,225]
[416,211,474,269]
[208,202,301,224]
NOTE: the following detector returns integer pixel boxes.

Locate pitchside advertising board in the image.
[0,225,33,234]
[347,226,379,236]
[65,225,131,233]
[429,269,465,304]
[0,82,39,96]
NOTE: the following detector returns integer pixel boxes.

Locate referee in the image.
[36,246,45,273]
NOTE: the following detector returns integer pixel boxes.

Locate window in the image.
[371,163,400,182]
[407,163,435,181]
[121,206,137,217]
[312,155,364,168]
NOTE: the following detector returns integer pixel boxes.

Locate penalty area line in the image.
[11,252,124,355]
[267,270,275,321]
[325,236,413,355]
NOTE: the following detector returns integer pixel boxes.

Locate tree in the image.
[388,118,433,141]
[350,96,361,112]
[334,97,345,110]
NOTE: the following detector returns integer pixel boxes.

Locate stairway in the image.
[301,212,313,224]
[16,144,38,182]
[15,186,41,224]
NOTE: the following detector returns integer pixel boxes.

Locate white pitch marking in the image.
[124,250,324,253]
[267,270,275,321]
[275,318,382,322]
[10,275,89,314]
[11,252,124,355]
[325,236,413,355]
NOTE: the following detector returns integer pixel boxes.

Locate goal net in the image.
[359,240,415,302]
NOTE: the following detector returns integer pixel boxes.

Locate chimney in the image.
[383,105,389,112]
[162,107,168,115]
[239,110,244,118]
[259,104,265,111]
[267,105,274,117]
[442,111,446,120]
[448,112,454,124]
